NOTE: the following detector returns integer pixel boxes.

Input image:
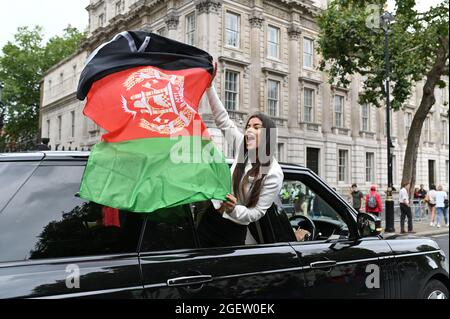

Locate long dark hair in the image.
[232,112,277,208]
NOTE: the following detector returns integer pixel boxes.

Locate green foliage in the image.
[317,0,449,109]
[0,25,86,151]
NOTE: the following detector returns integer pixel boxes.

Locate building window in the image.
[361,104,370,131]
[303,38,314,68]
[405,112,412,136]
[185,12,196,46]
[338,150,348,182]
[442,120,448,144]
[225,12,240,48]
[267,25,280,59]
[157,27,167,37]
[225,140,235,159]
[423,117,431,141]
[71,111,75,138]
[365,152,375,183]
[224,70,239,111]
[58,115,62,141]
[334,95,344,128]
[304,88,314,123]
[47,119,50,139]
[59,72,64,84]
[98,14,105,28]
[115,0,124,15]
[267,80,280,117]
[276,143,286,162]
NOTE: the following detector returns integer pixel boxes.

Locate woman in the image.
[197,79,284,247]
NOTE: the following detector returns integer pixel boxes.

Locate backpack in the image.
[367,194,377,209]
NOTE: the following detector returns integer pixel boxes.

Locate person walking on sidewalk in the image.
[350,184,364,213]
[399,182,414,234]
[434,185,448,228]
[426,185,437,226]
[365,185,382,217]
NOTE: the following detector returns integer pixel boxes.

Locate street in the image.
[432,234,449,259]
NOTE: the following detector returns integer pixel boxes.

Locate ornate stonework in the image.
[165,12,180,30]
[249,11,264,29]
[195,0,222,15]
[288,25,302,40]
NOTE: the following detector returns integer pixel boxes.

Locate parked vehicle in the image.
[0,152,448,299]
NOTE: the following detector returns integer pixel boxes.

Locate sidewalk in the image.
[382,220,449,238]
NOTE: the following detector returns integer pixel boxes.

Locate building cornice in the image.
[42,92,79,112]
[195,0,222,15]
[262,67,289,78]
[86,0,105,11]
[299,76,322,85]
[218,56,251,67]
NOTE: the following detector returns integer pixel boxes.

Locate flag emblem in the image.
[121,66,196,135]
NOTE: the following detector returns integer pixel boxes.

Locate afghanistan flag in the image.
[77,31,231,213]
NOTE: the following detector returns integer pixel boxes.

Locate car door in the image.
[139,203,306,299]
[274,169,394,299]
[0,161,145,299]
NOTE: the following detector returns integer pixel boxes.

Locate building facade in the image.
[40,0,449,193]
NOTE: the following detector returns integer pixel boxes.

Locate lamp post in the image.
[381,9,395,233]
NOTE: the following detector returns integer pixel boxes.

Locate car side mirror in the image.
[357,213,383,237]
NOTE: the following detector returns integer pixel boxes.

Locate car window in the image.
[140,204,197,252]
[0,162,38,212]
[277,179,350,242]
[0,165,144,263]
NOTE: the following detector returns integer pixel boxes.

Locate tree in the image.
[0,25,86,152]
[317,0,449,194]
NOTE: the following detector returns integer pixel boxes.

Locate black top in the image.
[77,31,214,100]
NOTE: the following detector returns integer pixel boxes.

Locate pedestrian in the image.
[425,184,437,226]
[365,184,382,217]
[350,183,364,213]
[399,182,414,233]
[418,184,427,217]
[434,185,448,228]
[413,187,421,219]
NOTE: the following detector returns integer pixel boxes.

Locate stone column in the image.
[195,0,222,60]
[288,24,301,128]
[195,0,222,120]
[165,12,179,40]
[350,76,360,138]
[249,10,264,113]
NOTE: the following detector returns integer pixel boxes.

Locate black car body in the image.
[0,152,448,299]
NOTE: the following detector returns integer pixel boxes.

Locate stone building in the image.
[40,0,449,192]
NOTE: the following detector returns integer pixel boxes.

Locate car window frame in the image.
[279,169,360,242]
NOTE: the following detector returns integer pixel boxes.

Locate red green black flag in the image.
[76,31,231,213]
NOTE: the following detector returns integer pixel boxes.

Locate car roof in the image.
[0,151,307,171]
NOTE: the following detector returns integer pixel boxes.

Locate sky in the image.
[0,0,90,49]
[0,0,446,50]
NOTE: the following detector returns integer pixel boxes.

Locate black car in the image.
[0,152,448,299]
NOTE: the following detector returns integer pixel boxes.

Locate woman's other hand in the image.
[219,194,237,214]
